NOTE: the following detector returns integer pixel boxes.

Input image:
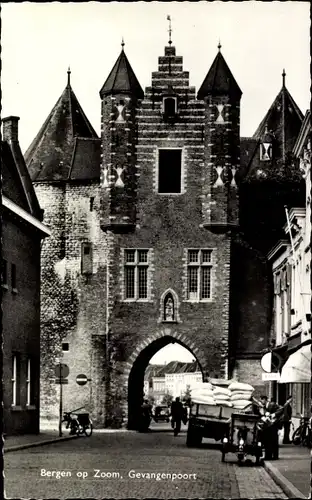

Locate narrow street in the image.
[5,424,286,499]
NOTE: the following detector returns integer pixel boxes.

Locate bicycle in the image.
[292,415,311,447]
[62,408,93,437]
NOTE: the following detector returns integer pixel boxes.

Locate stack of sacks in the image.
[228,382,254,409]
[212,386,233,407]
[190,382,216,405]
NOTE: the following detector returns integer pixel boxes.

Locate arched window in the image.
[164,293,175,321]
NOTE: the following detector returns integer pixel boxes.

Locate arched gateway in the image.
[123,330,206,429]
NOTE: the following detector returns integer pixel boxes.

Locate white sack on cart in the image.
[214,394,231,401]
[191,389,214,398]
[232,400,253,408]
[230,392,253,401]
[228,382,254,392]
[192,398,216,405]
[215,400,233,407]
[209,378,235,387]
[213,387,232,396]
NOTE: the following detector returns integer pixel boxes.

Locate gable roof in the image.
[197,50,242,100]
[25,76,98,182]
[99,48,144,99]
[2,136,43,220]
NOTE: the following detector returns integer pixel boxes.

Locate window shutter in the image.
[286,264,292,287]
[281,270,286,290]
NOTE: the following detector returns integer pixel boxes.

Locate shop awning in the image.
[279,343,311,383]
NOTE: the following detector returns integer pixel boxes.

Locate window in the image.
[26,358,35,406]
[11,263,17,292]
[163,97,177,118]
[12,354,21,406]
[81,242,93,275]
[158,149,182,194]
[2,258,8,287]
[187,249,213,300]
[124,249,149,300]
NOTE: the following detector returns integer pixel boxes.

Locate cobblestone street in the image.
[4,427,287,499]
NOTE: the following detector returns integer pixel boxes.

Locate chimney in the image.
[2,116,20,142]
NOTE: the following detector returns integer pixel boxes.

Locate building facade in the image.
[267,110,311,426]
[2,116,50,435]
[24,40,305,428]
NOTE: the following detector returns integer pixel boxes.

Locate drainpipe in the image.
[105,234,111,426]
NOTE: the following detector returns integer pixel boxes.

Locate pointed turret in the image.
[25,71,99,181]
[100,43,143,231]
[199,45,242,230]
[99,45,143,99]
[197,47,242,100]
[240,71,305,253]
[253,70,303,162]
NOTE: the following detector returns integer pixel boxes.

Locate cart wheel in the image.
[292,427,302,445]
[84,422,93,437]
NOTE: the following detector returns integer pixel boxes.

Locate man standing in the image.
[170,397,184,436]
[281,398,292,444]
[259,395,281,460]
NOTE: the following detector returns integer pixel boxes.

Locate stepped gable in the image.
[253,74,303,157]
[25,70,99,182]
[99,45,144,99]
[197,48,242,99]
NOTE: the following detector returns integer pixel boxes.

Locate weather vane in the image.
[167,15,172,45]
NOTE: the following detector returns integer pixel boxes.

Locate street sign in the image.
[260,352,272,373]
[54,378,69,384]
[262,372,281,381]
[260,351,283,373]
[76,374,88,386]
[55,363,69,378]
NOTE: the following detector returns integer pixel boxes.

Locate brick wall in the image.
[2,215,41,434]
[233,359,267,399]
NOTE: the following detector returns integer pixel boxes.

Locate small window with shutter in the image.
[81,242,93,275]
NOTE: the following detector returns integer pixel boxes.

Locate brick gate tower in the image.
[24,34,304,428]
[98,39,242,428]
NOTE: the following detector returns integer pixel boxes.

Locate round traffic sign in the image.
[54,363,69,378]
[76,374,88,386]
[260,352,272,373]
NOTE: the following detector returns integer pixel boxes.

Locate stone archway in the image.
[123,328,206,430]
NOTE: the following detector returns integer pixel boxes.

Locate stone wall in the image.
[34,181,109,425]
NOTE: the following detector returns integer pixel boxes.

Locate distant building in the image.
[2,116,50,435]
[144,361,202,403]
[165,371,202,399]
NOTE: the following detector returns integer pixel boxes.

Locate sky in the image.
[150,344,195,365]
[1,2,310,154]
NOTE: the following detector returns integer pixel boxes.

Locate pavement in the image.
[263,444,311,499]
[3,425,311,498]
